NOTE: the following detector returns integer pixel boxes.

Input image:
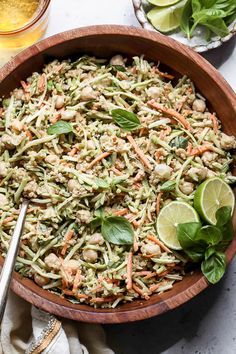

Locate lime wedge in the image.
[147,0,186,33]
[156,201,199,250]
[194,177,235,225]
[148,0,180,6]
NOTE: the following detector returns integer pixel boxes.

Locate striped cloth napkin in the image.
[0,291,115,354]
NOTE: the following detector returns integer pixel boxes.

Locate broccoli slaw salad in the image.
[0,54,235,308]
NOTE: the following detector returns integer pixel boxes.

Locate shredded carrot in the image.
[148,100,191,131]
[76,293,89,299]
[2,216,14,225]
[87,151,111,169]
[0,108,3,117]
[144,272,158,280]
[132,283,150,300]
[111,167,122,176]
[155,67,174,80]
[134,271,153,276]
[61,230,74,256]
[126,135,152,169]
[133,241,139,253]
[149,281,166,293]
[156,192,163,216]
[90,296,118,303]
[112,209,128,217]
[72,269,81,293]
[210,114,219,134]
[132,220,140,228]
[37,74,46,93]
[20,80,30,93]
[155,150,162,163]
[63,289,73,296]
[190,144,213,156]
[68,147,77,156]
[147,234,172,253]
[23,126,33,141]
[187,142,193,155]
[126,252,133,290]
[139,127,148,137]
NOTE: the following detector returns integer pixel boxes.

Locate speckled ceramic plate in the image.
[132,0,236,53]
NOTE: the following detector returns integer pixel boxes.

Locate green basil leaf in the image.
[160,180,176,191]
[47,121,73,135]
[191,0,202,13]
[112,65,126,72]
[101,216,134,245]
[94,208,105,219]
[90,217,102,230]
[221,219,234,243]
[216,206,232,227]
[169,136,188,149]
[202,18,229,37]
[197,225,222,246]
[205,246,216,260]
[177,222,202,249]
[193,9,226,21]
[225,11,236,26]
[180,0,194,39]
[111,109,141,131]
[201,251,226,284]
[184,246,205,262]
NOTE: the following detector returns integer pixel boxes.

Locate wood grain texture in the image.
[0,25,236,324]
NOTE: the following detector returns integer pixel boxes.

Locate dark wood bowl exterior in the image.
[0,25,236,324]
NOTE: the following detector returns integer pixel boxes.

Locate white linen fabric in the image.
[0,291,115,354]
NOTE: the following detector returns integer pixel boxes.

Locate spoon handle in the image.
[0,200,29,322]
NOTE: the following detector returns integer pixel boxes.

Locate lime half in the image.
[156,201,199,250]
[148,0,180,6]
[194,177,235,225]
[147,0,186,33]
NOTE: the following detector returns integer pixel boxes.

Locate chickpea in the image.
[55,95,65,109]
[45,154,60,165]
[68,179,81,192]
[88,233,104,245]
[34,273,49,286]
[11,119,24,133]
[63,259,80,272]
[61,110,76,120]
[44,253,61,270]
[80,86,97,101]
[192,99,206,113]
[0,162,8,178]
[147,86,162,99]
[86,140,96,150]
[110,55,125,66]
[141,243,161,256]
[82,249,98,263]
[0,194,8,208]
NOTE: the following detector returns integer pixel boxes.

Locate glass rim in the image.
[0,0,51,36]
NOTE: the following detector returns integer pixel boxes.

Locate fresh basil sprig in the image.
[91,209,134,245]
[169,136,188,149]
[180,0,236,40]
[47,121,73,135]
[111,109,141,131]
[177,206,232,284]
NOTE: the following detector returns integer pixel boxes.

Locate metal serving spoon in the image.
[0,200,29,321]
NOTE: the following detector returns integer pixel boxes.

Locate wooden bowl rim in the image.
[0,25,236,324]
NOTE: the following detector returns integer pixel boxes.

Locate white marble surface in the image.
[1,1,236,353]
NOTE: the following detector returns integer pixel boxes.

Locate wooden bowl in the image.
[0,25,236,324]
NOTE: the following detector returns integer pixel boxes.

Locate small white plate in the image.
[132,0,236,53]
